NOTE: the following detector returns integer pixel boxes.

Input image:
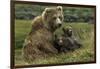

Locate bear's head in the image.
[54,34,64,46]
[62,26,73,37]
[42,6,64,32]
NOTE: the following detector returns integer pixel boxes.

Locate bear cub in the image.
[54,26,82,53]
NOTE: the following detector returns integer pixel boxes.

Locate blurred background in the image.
[15,4,95,23]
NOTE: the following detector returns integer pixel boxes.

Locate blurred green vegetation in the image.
[15,20,32,49]
[15,4,95,23]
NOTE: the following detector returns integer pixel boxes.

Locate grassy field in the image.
[15,20,95,66]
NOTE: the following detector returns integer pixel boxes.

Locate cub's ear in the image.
[68,25,72,29]
[57,6,62,11]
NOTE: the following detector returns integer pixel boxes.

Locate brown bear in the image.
[22,6,64,63]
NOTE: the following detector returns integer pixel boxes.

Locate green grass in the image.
[15,20,32,49]
[15,20,95,66]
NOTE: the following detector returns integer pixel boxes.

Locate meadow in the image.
[15,20,95,66]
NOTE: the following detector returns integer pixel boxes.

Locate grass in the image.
[15,20,95,66]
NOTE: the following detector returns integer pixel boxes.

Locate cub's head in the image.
[42,6,64,31]
[54,34,64,46]
[63,26,73,37]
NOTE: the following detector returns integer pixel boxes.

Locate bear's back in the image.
[31,16,44,32]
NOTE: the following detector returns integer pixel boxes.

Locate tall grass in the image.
[15,20,95,66]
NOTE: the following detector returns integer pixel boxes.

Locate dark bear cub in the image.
[54,26,82,53]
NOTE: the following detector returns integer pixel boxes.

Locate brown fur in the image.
[22,6,64,63]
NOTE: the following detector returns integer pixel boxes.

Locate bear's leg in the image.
[39,43,58,55]
[22,43,43,63]
[73,38,82,48]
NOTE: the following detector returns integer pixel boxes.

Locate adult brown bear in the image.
[22,6,64,63]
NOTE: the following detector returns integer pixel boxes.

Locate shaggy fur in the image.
[22,6,64,63]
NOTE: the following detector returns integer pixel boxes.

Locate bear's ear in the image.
[57,6,62,11]
[68,25,72,29]
[44,8,51,13]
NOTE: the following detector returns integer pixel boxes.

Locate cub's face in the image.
[63,26,73,37]
[43,6,64,30]
[54,34,64,46]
